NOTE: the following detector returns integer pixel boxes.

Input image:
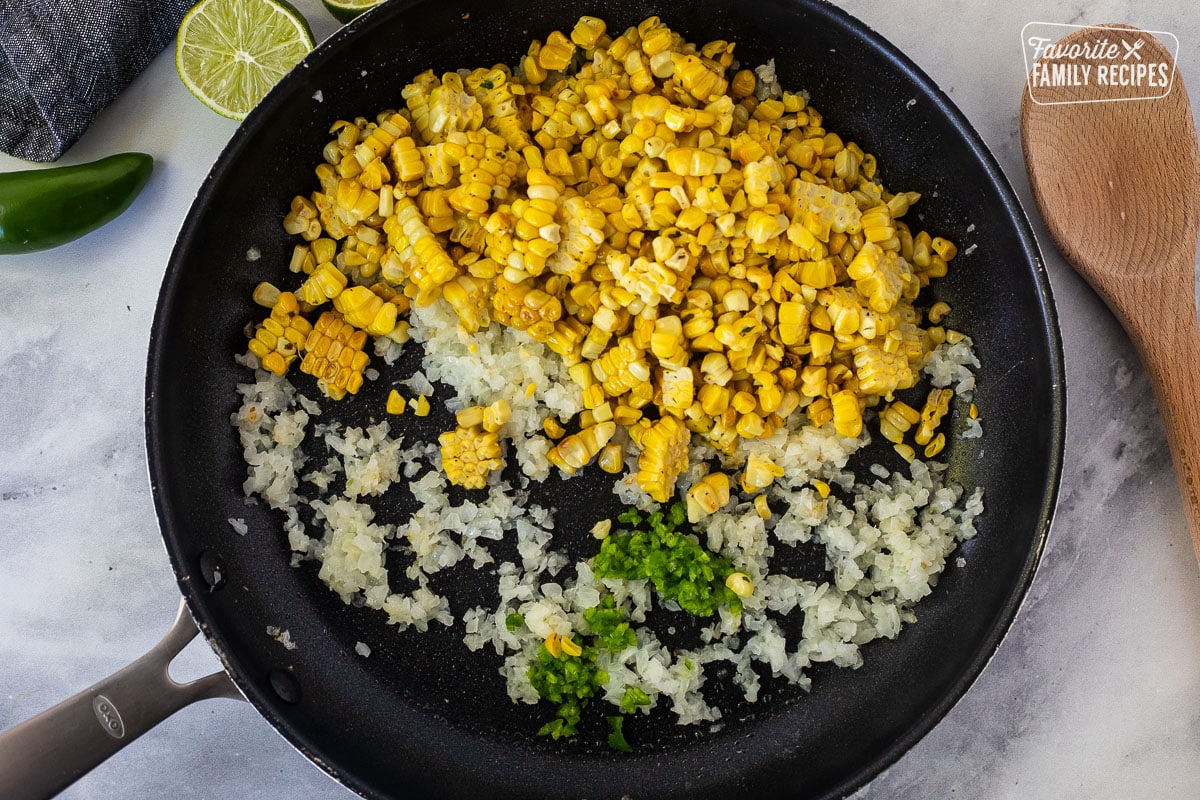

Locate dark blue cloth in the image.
[0,0,196,162]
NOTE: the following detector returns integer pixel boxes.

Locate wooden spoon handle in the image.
[1134,265,1200,560]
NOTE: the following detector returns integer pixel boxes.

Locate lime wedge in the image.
[176,0,315,120]
[322,0,384,24]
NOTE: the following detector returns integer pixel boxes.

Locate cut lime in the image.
[322,0,384,24]
[176,0,315,121]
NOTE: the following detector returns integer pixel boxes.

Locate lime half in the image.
[176,0,315,120]
[322,0,384,24]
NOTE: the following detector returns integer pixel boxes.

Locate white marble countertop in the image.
[3,0,1200,797]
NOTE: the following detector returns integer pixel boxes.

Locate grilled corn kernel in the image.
[636,417,690,502]
[725,572,754,598]
[543,417,566,439]
[686,471,730,522]
[439,423,503,489]
[754,493,772,520]
[387,390,406,414]
[598,442,624,474]
[544,632,562,658]
[741,454,784,493]
[483,399,512,432]
[927,301,951,325]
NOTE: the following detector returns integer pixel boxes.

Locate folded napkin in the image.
[0,0,196,162]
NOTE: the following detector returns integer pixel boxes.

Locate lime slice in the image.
[176,0,315,120]
[322,0,384,24]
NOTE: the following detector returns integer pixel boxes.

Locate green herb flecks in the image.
[620,686,651,715]
[582,596,637,652]
[528,642,607,740]
[593,502,742,617]
[607,715,633,753]
[505,612,525,632]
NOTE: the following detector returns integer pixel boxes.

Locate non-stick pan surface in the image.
[147,0,1064,797]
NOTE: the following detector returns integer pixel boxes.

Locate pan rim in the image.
[145,0,1066,797]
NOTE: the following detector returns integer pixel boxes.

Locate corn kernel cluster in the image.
[255,15,968,504]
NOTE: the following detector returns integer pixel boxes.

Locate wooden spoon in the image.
[1021,24,1200,558]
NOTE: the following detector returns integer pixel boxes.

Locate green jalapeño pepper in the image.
[0,152,153,255]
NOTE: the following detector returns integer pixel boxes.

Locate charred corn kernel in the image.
[483,399,511,432]
[333,285,399,336]
[548,421,616,473]
[698,383,731,416]
[413,394,431,416]
[385,196,457,302]
[582,383,606,408]
[440,423,503,489]
[730,68,756,98]
[854,345,915,397]
[537,31,576,72]
[757,382,784,415]
[686,471,730,522]
[812,479,831,499]
[665,147,732,177]
[894,443,916,462]
[543,632,562,658]
[808,396,834,427]
[559,635,582,658]
[725,572,754,598]
[598,442,624,474]
[441,274,491,334]
[924,432,946,458]
[299,262,348,306]
[754,493,772,520]
[571,15,606,48]
[915,388,953,445]
[931,237,957,261]
[253,282,281,308]
[830,389,862,438]
[543,417,565,439]
[387,390,406,415]
[741,454,784,492]
[390,136,425,182]
[927,301,951,325]
[660,367,694,415]
[613,405,642,426]
[249,292,311,376]
[911,231,933,268]
[299,311,369,400]
[490,277,563,340]
[456,406,485,428]
[636,417,689,502]
[927,254,948,279]
[809,331,835,363]
[878,401,920,443]
[847,242,912,314]
[673,54,728,101]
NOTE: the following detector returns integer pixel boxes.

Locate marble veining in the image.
[2,0,1200,797]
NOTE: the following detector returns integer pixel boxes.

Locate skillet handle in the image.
[0,599,243,799]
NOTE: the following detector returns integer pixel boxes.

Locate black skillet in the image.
[0,0,1064,797]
